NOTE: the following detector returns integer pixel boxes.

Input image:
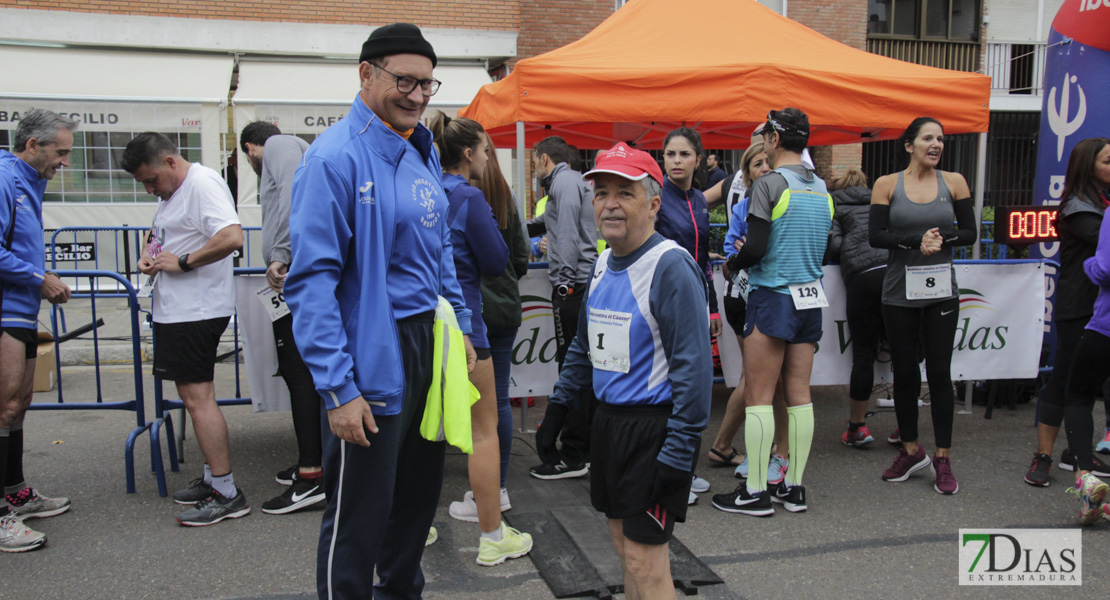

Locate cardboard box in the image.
[33,331,55,392]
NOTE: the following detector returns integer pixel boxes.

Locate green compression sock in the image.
[744,405,775,493]
[785,403,814,487]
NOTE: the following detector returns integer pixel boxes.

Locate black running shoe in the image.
[1059,448,1110,477]
[1024,453,1052,487]
[262,474,326,515]
[529,460,588,480]
[711,484,773,516]
[275,464,298,486]
[770,482,807,513]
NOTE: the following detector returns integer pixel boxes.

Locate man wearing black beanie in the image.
[284,22,478,599]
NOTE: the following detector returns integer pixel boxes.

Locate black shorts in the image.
[723,295,747,335]
[153,317,230,383]
[590,402,690,545]
[473,346,492,361]
[2,327,38,360]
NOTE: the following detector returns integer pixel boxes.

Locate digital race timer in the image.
[994,206,1059,245]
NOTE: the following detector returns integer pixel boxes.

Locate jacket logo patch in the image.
[412,178,440,228]
[358,181,375,205]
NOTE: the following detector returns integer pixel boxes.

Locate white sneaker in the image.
[688,491,698,506]
[691,474,710,494]
[449,488,512,522]
[0,513,46,553]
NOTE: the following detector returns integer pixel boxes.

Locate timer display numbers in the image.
[995,206,1059,245]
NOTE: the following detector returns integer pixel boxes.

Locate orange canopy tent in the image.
[459,0,990,150]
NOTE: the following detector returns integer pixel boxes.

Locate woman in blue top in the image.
[429,113,532,565]
[656,127,723,338]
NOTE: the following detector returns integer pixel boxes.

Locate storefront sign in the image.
[0,100,203,131]
[45,242,96,263]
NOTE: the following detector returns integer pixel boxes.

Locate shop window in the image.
[1,102,205,204]
[868,0,979,41]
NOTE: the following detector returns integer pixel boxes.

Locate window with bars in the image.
[868,0,980,41]
[1,102,206,203]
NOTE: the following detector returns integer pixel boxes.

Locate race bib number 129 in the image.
[787,280,828,310]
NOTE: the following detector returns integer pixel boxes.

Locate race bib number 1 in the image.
[256,285,291,322]
[905,264,952,300]
[787,280,828,310]
[588,308,632,373]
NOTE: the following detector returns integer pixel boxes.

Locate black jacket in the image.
[1055,196,1104,321]
[829,185,887,284]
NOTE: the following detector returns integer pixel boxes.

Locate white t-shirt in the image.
[149,163,240,324]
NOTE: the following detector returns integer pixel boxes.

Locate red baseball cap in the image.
[583,142,663,187]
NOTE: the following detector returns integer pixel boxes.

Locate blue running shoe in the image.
[1097,429,1110,455]
[733,456,749,479]
[767,454,789,485]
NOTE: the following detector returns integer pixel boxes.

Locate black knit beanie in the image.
[360,23,437,67]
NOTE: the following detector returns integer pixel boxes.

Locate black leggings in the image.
[845,267,886,402]
[1063,329,1110,472]
[1037,317,1088,428]
[881,298,959,448]
[273,314,323,469]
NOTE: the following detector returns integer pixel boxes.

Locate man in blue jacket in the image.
[283,23,475,600]
[0,109,75,553]
[536,142,711,598]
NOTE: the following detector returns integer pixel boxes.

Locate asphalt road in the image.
[5,363,1107,599]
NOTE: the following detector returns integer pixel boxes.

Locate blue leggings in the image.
[487,327,518,488]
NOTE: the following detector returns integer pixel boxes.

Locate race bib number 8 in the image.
[256,285,291,322]
[905,264,952,300]
[787,280,828,310]
[588,308,632,373]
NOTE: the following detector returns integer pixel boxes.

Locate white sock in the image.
[210,472,236,498]
[480,523,504,542]
[203,463,213,485]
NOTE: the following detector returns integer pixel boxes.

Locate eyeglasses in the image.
[373,64,441,96]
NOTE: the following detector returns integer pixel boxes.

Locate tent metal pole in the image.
[515,121,526,219]
[973,131,986,262]
[961,130,988,416]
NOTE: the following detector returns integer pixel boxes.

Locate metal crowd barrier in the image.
[26,270,166,495]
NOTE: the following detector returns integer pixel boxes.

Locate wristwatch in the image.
[178,253,194,272]
[556,284,573,297]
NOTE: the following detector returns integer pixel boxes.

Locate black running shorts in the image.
[590,402,690,544]
[153,316,230,382]
[1,327,38,360]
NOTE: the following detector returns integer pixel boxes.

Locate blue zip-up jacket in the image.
[442,173,508,349]
[0,151,48,329]
[723,194,751,254]
[285,94,472,414]
[549,233,711,472]
[656,177,718,315]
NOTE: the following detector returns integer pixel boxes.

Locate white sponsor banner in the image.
[507,262,1045,394]
[508,270,560,397]
[0,100,203,131]
[235,275,291,413]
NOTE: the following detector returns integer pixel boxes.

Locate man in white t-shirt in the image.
[121,132,247,527]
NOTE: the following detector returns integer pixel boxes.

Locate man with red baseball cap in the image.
[536,142,711,597]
